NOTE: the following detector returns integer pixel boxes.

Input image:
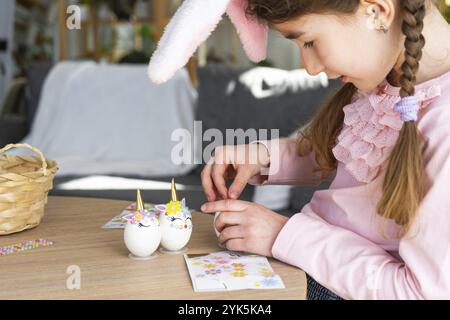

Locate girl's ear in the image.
[361,0,396,30]
[148,0,231,84]
[226,0,268,63]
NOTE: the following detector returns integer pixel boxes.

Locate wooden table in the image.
[0,196,306,299]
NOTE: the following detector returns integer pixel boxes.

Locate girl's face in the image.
[272,4,403,92]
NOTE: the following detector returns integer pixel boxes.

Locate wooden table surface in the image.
[0,196,306,300]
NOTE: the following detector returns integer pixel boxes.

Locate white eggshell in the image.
[213,212,225,249]
[160,213,192,251]
[124,223,161,258]
[213,212,221,237]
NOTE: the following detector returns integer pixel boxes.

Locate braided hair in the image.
[377,0,427,235]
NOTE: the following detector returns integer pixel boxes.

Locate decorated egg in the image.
[155,179,193,253]
[123,190,161,260]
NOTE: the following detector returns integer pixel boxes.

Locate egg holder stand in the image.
[129,250,189,261]
[128,254,157,261]
[158,247,188,255]
[129,249,189,261]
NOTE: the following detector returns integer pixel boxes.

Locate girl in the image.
[148,0,450,299]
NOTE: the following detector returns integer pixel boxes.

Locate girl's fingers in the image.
[225,238,247,252]
[201,199,249,214]
[209,182,223,201]
[211,163,229,199]
[200,163,216,201]
[218,225,245,244]
[214,210,245,232]
[212,183,224,200]
[228,168,253,199]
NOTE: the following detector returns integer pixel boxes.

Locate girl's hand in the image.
[201,144,270,202]
[201,199,289,257]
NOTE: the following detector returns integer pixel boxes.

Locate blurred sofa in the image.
[0,62,342,216]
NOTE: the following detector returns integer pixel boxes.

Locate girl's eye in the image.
[303,41,314,49]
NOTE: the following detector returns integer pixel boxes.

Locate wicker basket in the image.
[0,144,58,235]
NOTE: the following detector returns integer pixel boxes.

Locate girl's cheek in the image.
[315,50,336,73]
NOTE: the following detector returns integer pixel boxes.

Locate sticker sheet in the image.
[184,251,285,292]
[102,202,155,229]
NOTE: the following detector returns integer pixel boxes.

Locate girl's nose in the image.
[302,52,325,76]
[304,60,325,76]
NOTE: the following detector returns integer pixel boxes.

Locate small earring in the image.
[379,24,389,33]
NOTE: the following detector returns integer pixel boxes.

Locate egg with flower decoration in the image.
[155,179,193,253]
[123,190,161,260]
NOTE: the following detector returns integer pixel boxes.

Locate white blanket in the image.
[17,61,199,177]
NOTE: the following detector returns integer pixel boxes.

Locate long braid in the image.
[400,0,426,96]
[377,0,427,235]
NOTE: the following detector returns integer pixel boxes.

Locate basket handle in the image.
[0,143,48,175]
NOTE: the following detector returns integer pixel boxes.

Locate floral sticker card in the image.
[102,202,155,229]
[183,251,285,292]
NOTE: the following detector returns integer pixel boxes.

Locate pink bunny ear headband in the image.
[147,0,268,85]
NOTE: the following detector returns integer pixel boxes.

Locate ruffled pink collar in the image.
[332,70,450,184]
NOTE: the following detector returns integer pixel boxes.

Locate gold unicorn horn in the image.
[136,189,145,211]
[170,178,178,202]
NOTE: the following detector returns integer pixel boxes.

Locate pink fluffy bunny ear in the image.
[148,0,268,84]
[226,0,268,62]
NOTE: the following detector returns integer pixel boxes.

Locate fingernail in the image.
[230,192,238,199]
[201,204,206,212]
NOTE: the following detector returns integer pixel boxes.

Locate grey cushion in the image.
[195,64,342,139]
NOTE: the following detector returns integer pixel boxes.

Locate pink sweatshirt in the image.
[249,69,450,299]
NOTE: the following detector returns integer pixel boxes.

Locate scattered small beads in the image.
[0,239,54,256]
